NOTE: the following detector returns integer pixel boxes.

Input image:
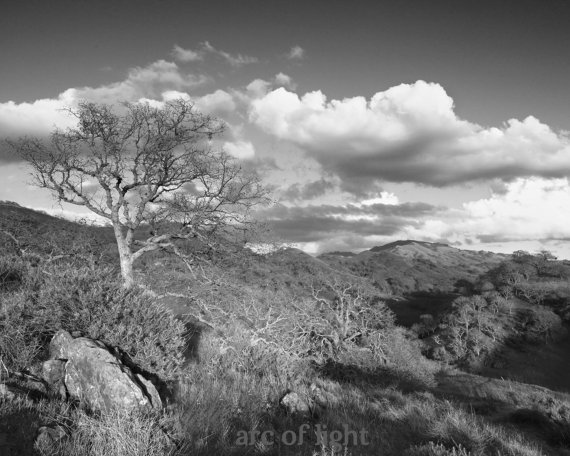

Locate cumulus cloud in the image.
[249,81,570,189]
[274,72,296,90]
[138,88,236,117]
[66,60,209,105]
[287,45,305,60]
[0,59,216,161]
[194,89,236,115]
[388,177,570,251]
[0,59,208,139]
[0,96,76,139]
[456,177,570,243]
[241,73,297,100]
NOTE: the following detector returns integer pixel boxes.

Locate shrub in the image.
[1,262,186,379]
[520,306,563,344]
[0,293,44,371]
[292,277,395,360]
[84,289,186,379]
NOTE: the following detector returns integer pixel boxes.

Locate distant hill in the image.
[369,240,451,252]
[0,202,507,296]
[318,240,508,294]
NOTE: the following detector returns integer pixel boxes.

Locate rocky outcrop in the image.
[44,330,162,412]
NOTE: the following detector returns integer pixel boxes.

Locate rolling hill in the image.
[319,240,508,295]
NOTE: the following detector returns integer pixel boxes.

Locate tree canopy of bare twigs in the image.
[9,99,269,288]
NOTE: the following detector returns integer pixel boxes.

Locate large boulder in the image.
[46,330,162,412]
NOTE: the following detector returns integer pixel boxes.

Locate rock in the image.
[42,359,67,398]
[279,391,312,417]
[35,425,67,452]
[42,359,66,386]
[50,329,74,359]
[48,330,162,412]
[136,374,162,409]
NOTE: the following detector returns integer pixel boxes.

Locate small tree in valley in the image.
[9,100,268,288]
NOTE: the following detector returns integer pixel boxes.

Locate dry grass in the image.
[53,409,176,456]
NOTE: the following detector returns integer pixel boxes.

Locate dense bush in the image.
[0,260,186,379]
[291,278,395,360]
[429,295,507,366]
[519,305,564,343]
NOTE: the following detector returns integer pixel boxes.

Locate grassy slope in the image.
[2,203,570,455]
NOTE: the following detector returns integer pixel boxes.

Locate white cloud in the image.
[274,72,296,90]
[237,74,297,105]
[160,90,192,102]
[399,177,570,248]
[138,89,235,116]
[249,81,570,187]
[355,192,400,207]
[287,45,305,60]
[172,44,203,62]
[224,140,255,159]
[67,60,208,105]
[458,177,570,242]
[195,89,236,115]
[0,59,210,142]
[245,79,272,98]
[0,97,76,137]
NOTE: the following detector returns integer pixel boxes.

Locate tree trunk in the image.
[113,225,135,289]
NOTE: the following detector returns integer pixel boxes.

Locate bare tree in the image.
[9,100,268,288]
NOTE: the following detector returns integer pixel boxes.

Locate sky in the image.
[1,0,570,258]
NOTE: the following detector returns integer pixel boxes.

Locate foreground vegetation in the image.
[2,203,570,455]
